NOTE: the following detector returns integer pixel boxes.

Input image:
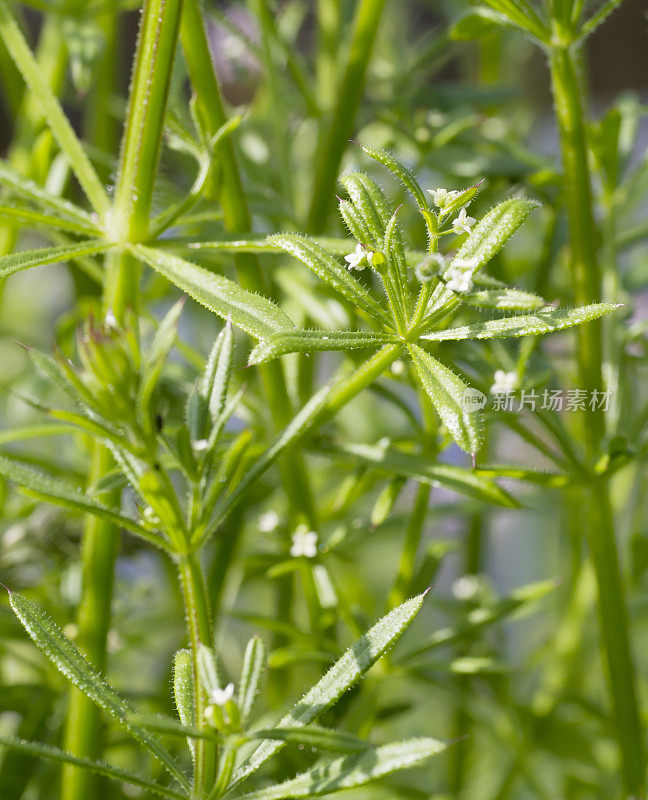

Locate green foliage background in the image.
[0,1,647,799]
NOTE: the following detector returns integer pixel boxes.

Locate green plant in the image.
[0,1,647,799]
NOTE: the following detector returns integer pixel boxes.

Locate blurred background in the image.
[1,2,648,799]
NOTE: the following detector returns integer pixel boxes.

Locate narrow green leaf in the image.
[0,734,185,800]
[174,236,428,265]
[249,330,396,365]
[266,234,391,326]
[0,202,100,235]
[137,299,185,436]
[0,454,166,550]
[408,344,483,454]
[251,725,371,754]
[463,288,545,311]
[479,0,550,40]
[128,712,210,740]
[401,580,557,661]
[0,161,98,226]
[131,245,295,339]
[361,145,429,212]
[229,592,428,789]
[235,738,446,800]
[474,466,571,488]
[0,1,110,217]
[338,199,373,244]
[579,0,625,39]
[197,644,222,697]
[205,318,233,421]
[174,649,196,758]
[8,593,190,791]
[204,383,336,541]
[239,635,267,726]
[452,197,538,273]
[339,173,388,246]
[322,441,518,507]
[421,304,620,341]
[0,240,112,280]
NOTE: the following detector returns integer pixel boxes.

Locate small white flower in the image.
[258,511,280,533]
[452,208,475,235]
[290,526,318,558]
[445,259,477,294]
[193,438,209,451]
[344,243,369,271]
[391,359,406,377]
[490,370,518,395]
[414,253,446,283]
[427,187,449,207]
[104,308,118,329]
[452,575,481,601]
[209,682,235,706]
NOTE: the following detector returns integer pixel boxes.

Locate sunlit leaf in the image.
[321,440,518,507]
[8,593,190,791]
[0,734,185,800]
[0,240,111,280]
[266,234,391,326]
[408,344,483,454]
[239,635,267,727]
[249,330,397,365]
[0,454,166,550]
[421,304,620,341]
[132,245,295,339]
[235,738,446,800]
[251,725,370,754]
[230,592,428,790]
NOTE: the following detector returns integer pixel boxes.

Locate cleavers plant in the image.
[0,1,646,799]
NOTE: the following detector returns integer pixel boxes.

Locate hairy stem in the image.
[307,0,387,232]
[178,553,216,798]
[180,0,317,528]
[61,447,118,800]
[548,42,645,795]
[62,4,184,799]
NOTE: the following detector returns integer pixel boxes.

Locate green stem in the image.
[388,389,437,608]
[249,0,293,204]
[178,553,216,798]
[388,483,429,608]
[548,42,645,796]
[180,0,317,528]
[110,0,184,243]
[61,446,118,800]
[320,343,401,424]
[316,0,341,111]
[63,5,184,800]
[307,0,387,232]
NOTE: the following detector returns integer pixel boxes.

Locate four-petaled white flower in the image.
[452,208,475,235]
[290,525,318,558]
[344,243,369,271]
[427,187,449,207]
[445,258,477,294]
[490,370,518,395]
[258,510,280,533]
[209,682,235,706]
